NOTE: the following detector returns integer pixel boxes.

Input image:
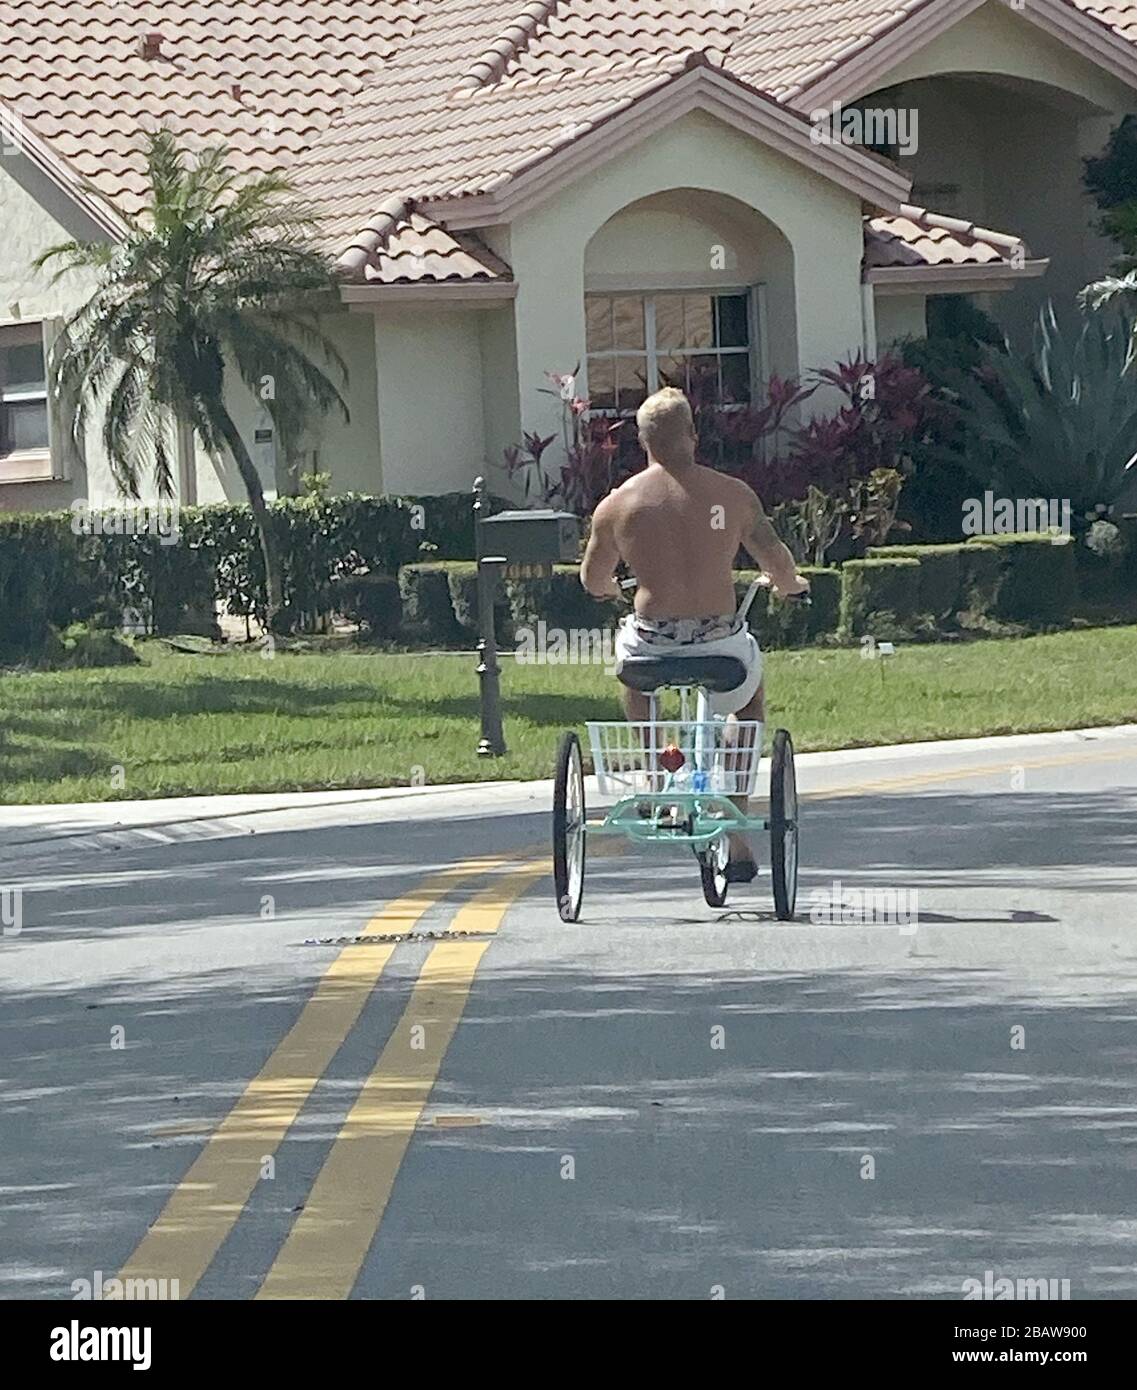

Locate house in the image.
[2,0,1136,513]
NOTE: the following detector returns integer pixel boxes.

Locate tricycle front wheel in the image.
[697,834,730,908]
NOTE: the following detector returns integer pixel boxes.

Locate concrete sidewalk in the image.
[1,724,1133,858]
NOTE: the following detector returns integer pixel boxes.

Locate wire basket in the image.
[586,720,764,797]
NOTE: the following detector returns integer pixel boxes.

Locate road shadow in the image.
[1,780,1135,1299]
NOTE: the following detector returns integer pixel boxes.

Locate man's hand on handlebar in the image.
[773,573,811,601]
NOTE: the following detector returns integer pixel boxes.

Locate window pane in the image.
[716,294,749,348]
[616,356,648,412]
[684,354,721,405]
[656,354,688,392]
[586,356,615,411]
[683,296,714,349]
[654,295,683,350]
[612,296,645,350]
[585,298,612,354]
[720,352,752,404]
[1,342,46,395]
[2,400,50,451]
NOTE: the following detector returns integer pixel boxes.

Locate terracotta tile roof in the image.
[4,0,1137,285]
[0,0,429,220]
[301,49,732,251]
[864,204,1034,271]
[1081,1,1137,45]
[358,209,513,284]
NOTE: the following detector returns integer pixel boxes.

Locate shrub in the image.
[446,562,515,645]
[398,564,463,646]
[58,624,141,668]
[506,565,622,635]
[839,557,922,638]
[397,490,511,560]
[335,574,402,639]
[867,543,964,622]
[957,543,1001,619]
[0,512,96,660]
[735,567,840,647]
[799,566,843,643]
[971,533,1078,624]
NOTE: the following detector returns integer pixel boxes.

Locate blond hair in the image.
[636,387,694,460]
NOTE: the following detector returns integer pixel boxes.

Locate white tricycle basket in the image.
[586,719,764,798]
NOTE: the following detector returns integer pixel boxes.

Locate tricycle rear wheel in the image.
[770,729,798,921]
[553,731,586,922]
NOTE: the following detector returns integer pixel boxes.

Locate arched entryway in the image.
[581,188,798,416]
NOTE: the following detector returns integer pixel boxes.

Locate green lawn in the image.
[2,627,1136,804]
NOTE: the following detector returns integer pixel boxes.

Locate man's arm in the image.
[740,488,809,597]
[580,496,621,598]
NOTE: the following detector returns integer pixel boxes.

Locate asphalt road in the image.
[2,725,1136,1301]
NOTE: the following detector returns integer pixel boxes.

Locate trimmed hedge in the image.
[867,543,963,621]
[0,514,94,660]
[0,493,435,653]
[396,490,510,560]
[394,562,842,650]
[735,567,841,647]
[865,541,1000,624]
[958,543,1001,619]
[968,533,1078,624]
[506,565,623,636]
[839,557,922,639]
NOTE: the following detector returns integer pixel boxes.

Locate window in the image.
[585,291,755,415]
[0,328,50,457]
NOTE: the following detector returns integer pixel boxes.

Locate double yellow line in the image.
[118,855,546,1300]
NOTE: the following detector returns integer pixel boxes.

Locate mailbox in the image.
[477,508,581,576]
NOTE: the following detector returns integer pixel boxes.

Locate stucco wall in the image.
[192,308,384,504]
[875,294,927,347]
[864,3,1137,343]
[0,151,105,512]
[372,306,489,495]
[875,0,1137,112]
[508,108,868,456]
[478,302,521,493]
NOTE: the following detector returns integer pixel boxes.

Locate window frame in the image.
[584,285,764,417]
[0,320,60,483]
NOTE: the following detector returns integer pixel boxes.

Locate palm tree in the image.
[35,128,349,631]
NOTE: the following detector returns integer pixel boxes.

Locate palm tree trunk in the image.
[213,409,285,633]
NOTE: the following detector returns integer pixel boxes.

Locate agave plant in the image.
[935,301,1137,516]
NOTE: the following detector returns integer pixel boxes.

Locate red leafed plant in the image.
[502,352,938,562]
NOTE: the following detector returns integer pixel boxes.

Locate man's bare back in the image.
[591,463,757,618]
[582,462,803,616]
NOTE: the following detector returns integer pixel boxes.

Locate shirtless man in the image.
[580,387,809,878]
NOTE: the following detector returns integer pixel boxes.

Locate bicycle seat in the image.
[617,655,748,693]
